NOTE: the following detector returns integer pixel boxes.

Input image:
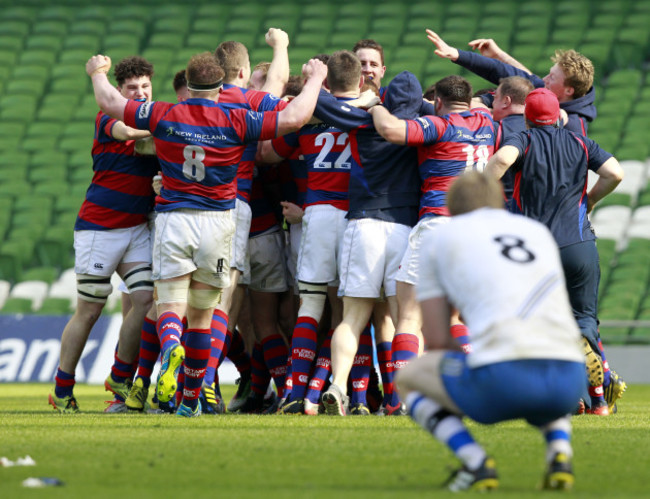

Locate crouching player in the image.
[396,172,585,491]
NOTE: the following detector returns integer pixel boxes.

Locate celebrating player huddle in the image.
[48,26,627,492]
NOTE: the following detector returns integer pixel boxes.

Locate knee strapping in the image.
[155,280,189,305]
[188,288,222,309]
[298,282,327,320]
[77,274,113,303]
[122,263,153,293]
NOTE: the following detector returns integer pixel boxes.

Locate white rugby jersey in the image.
[417,208,583,367]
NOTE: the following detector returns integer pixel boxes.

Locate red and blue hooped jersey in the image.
[272,100,353,211]
[75,112,158,231]
[277,151,307,208]
[123,97,278,212]
[249,164,281,237]
[405,108,496,219]
[218,84,287,203]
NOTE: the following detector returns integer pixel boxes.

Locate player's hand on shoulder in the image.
[86,54,111,77]
[426,29,459,61]
[266,28,289,48]
[355,89,381,110]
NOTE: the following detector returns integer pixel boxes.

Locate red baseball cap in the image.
[524,88,560,125]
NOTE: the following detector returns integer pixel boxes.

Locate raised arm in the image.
[485,145,519,179]
[275,59,328,136]
[261,28,290,97]
[368,105,407,144]
[587,157,624,213]
[426,30,543,88]
[86,55,127,121]
[468,38,532,74]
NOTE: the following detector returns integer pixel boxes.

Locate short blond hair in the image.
[447,172,504,216]
[551,49,594,98]
[214,41,249,82]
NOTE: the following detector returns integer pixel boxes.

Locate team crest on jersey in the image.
[416,117,430,129]
[138,102,152,119]
[166,126,174,136]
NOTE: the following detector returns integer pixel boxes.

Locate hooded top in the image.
[313,71,433,226]
[455,50,597,136]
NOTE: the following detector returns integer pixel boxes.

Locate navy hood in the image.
[560,86,597,123]
[384,71,423,120]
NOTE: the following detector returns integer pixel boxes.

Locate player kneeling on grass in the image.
[396,171,585,492]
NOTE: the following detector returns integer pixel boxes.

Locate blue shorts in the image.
[441,352,584,427]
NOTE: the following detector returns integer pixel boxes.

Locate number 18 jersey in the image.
[405,109,495,219]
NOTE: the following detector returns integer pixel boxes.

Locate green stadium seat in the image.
[37,100,78,124]
[31,20,68,36]
[33,180,70,200]
[13,195,54,214]
[611,41,645,70]
[0,241,32,282]
[444,17,479,35]
[9,280,49,310]
[0,123,26,144]
[365,30,400,48]
[549,28,584,48]
[0,21,30,38]
[293,32,328,51]
[19,49,58,67]
[154,16,191,34]
[54,195,83,216]
[25,34,63,52]
[36,297,73,315]
[37,5,74,21]
[2,6,36,21]
[59,49,91,65]
[301,4,334,19]
[29,166,67,184]
[37,226,74,269]
[34,296,71,315]
[408,0,444,16]
[70,20,107,36]
[20,266,59,285]
[108,19,147,37]
[147,33,186,50]
[63,34,101,52]
[329,33,363,51]
[0,297,34,314]
[75,5,111,21]
[0,180,31,199]
[5,79,46,97]
[113,4,150,22]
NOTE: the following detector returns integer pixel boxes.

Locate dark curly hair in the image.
[113,56,154,86]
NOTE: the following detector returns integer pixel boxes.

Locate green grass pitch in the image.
[1,384,649,498]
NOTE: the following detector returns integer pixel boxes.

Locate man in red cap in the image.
[485,88,625,415]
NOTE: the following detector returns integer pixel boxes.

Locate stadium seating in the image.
[0,0,648,344]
